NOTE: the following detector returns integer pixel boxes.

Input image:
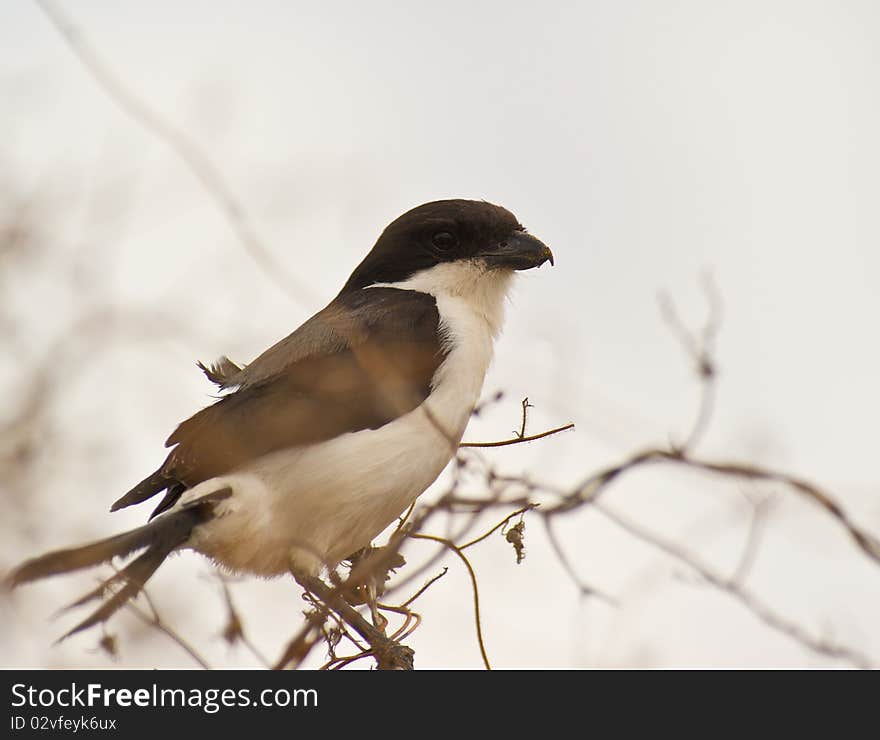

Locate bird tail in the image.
[4,487,231,640]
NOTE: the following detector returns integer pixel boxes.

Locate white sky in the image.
[1,0,879,668]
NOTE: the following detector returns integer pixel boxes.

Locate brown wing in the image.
[112,288,445,514]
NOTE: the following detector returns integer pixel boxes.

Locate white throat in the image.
[369,259,516,338]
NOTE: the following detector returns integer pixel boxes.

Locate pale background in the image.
[1,0,879,668]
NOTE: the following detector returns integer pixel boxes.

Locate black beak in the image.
[481,232,554,270]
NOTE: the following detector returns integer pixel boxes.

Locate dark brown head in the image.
[340,199,553,294]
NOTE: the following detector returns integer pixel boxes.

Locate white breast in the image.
[184,261,515,577]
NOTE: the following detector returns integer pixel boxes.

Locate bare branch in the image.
[461,423,575,448]
[398,567,449,609]
[594,501,874,669]
[658,273,722,452]
[409,532,491,670]
[517,397,533,438]
[550,449,880,568]
[730,493,776,587]
[293,573,415,670]
[462,396,573,448]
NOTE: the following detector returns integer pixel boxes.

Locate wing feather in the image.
[154,288,444,495]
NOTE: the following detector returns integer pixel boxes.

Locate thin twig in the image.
[459,505,538,550]
[461,423,574,448]
[409,532,491,670]
[517,397,532,438]
[658,274,722,452]
[680,378,716,454]
[399,567,449,609]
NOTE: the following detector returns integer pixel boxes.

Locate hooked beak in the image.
[480,232,554,270]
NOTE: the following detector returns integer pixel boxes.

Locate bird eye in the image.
[431,231,457,251]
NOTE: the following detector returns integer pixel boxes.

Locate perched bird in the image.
[6,199,553,637]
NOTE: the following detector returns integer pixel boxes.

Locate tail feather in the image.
[63,499,216,610]
[5,487,231,638]
[8,526,167,587]
[58,546,173,641]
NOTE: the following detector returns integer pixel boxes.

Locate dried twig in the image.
[294,573,415,670]
[409,532,491,670]
[398,567,449,609]
[459,505,538,551]
[460,423,575,449]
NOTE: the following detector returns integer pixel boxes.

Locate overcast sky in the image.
[2,0,879,668]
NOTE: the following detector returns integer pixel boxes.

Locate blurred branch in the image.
[126,588,211,670]
[34,0,319,306]
[272,608,328,671]
[729,493,776,587]
[216,576,270,668]
[544,448,880,569]
[542,516,617,605]
[594,501,873,669]
[658,272,721,453]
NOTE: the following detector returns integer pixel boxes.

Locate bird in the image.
[5,198,553,639]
